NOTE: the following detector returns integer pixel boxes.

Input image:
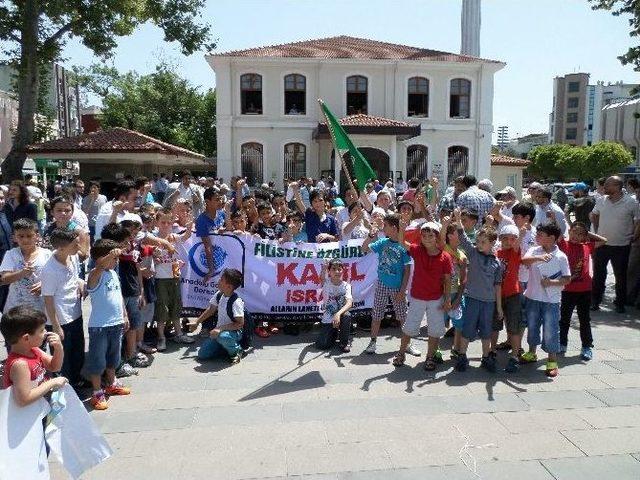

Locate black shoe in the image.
[481,355,497,373]
[444,326,455,338]
[590,304,600,312]
[615,305,626,314]
[455,353,469,372]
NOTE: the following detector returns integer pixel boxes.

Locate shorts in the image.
[403,296,445,338]
[155,278,182,324]
[461,297,495,341]
[84,324,124,375]
[372,280,407,324]
[124,296,143,330]
[492,293,524,334]
[141,301,155,325]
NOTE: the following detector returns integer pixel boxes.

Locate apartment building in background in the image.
[549,72,638,146]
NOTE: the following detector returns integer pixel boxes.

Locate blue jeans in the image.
[525,299,561,354]
[85,324,124,375]
[197,330,242,360]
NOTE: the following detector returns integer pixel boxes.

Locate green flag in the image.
[318,99,376,191]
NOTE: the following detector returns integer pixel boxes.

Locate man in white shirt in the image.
[533,188,567,236]
[94,180,142,240]
[590,176,640,313]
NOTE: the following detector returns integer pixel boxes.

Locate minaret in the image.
[461,0,481,57]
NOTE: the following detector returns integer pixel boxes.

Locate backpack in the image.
[214,291,254,350]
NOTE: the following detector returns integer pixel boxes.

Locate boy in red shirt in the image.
[558,222,606,360]
[1,306,67,405]
[395,220,453,370]
[491,224,525,373]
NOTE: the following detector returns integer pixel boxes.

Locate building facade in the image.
[549,73,638,146]
[601,98,640,168]
[508,133,548,157]
[207,36,504,189]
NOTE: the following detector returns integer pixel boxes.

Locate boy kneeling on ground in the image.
[193,269,246,365]
[315,259,353,352]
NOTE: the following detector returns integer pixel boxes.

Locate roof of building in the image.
[211,35,503,64]
[26,127,205,160]
[490,154,530,167]
[314,114,421,140]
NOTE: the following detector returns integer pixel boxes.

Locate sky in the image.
[57,0,638,141]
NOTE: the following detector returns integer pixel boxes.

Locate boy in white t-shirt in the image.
[315,259,353,352]
[193,269,246,364]
[0,218,52,314]
[521,223,571,378]
[40,229,84,385]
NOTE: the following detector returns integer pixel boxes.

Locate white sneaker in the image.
[157,338,167,351]
[406,343,422,357]
[173,334,195,344]
[365,340,377,354]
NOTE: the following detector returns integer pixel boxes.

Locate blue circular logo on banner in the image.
[188,241,228,278]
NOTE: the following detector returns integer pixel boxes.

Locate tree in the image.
[527,142,633,181]
[527,144,573,180]
[589,1,640,81]
[583,141,634,179]
[79,62,216,157]
[0,0,214,181]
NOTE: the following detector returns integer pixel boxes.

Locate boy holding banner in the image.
[362,213,411,354]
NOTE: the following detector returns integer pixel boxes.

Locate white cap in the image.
[420,221,441,233]
[499,224,520,237]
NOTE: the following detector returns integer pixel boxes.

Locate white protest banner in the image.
[177,233,378,321]
[0,388,50,480]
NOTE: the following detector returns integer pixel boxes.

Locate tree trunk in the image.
[1,0,40,182]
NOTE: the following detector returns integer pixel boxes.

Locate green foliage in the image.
[1,0,215,64]
[590,0,640,83]
[526,144,573,180]
[79,63,216,157]
[527,142,633,181]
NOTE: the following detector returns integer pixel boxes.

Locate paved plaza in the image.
[40,286,640,480]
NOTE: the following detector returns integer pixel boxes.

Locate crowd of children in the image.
[0,170,627,419]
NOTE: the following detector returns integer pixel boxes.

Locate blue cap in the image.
[333,198,345,207]
[571,182,589,191]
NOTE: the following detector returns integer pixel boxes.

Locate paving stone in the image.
[594,373,640,388]
[195,403,283,426]
[493,410,592,434]
[574,406,640,429]
[472,431,583,462]
[439,392,530,414]
[99,408,196,434]
[542,454,640,480]
[609,347,640,360]
[561,427,640,455]
[184,443,288,480]
[588,387,640,407]
[338,461,555,480]
[516,390,605,410]
[286,442,393,476]
[79,453,184,479]
[604,360,640,373]
[464,373,609,394]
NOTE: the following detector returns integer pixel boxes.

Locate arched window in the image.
[406,145,428,180]
[408,77,429,117]
[450,78,471,118]
[447,146,469,182]
[240,74,262,114]
[346,75,368,115]
[240,142,263,186]
[284,143,306,180]
[284,74,306,115]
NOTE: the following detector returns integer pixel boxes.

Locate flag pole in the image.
[318,99,358,193]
